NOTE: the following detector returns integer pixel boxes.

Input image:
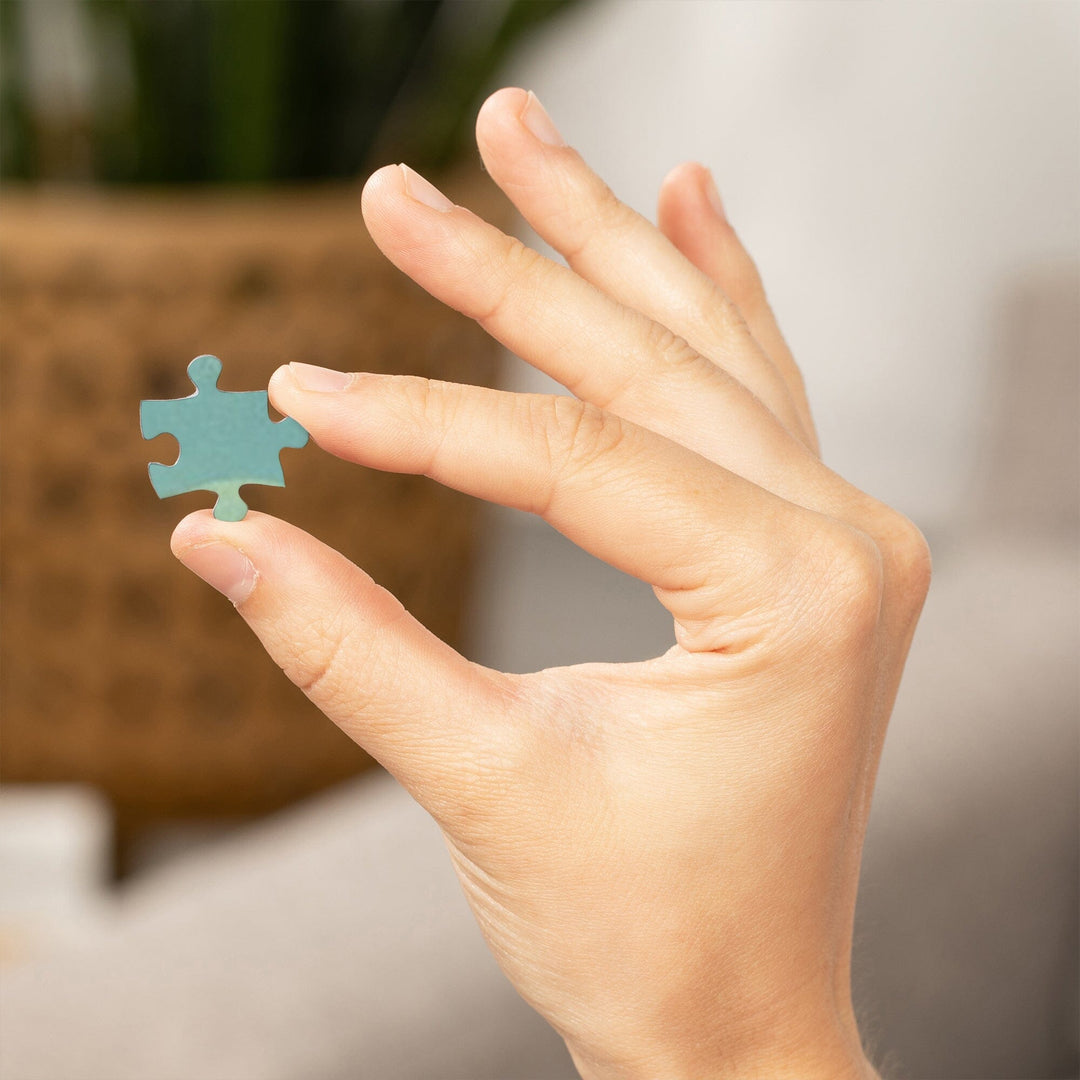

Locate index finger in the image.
[270,367,847,653]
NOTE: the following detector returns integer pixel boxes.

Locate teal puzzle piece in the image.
[140,355,308,521]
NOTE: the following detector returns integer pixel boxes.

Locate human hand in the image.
[172,88,930,1079]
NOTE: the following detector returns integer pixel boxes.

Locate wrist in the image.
[570,1043,878,1080]
[565,998,878,1080]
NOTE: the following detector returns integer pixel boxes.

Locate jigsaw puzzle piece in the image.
[139,398,178,442]
[187,353,224,390]
[274,416,309,450]
[140,356,222,440]
[145,464,252,520]
[140,354,309,519]
[208,485,249,522]
[147,459,197,500]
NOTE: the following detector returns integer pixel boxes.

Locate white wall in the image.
[499,0,1079,531]
[482,7,1079,1073]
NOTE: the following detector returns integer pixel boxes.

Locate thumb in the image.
[171,510,520,817]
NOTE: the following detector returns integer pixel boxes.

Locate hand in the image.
[172,88,929,1079]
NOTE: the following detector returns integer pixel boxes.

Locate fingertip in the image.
[476,86,530,140]
[360,163,406,222]
[170,508,279,559]
[658,161,719,224]
[477,87,568,173]
[362,162,404,195]
[659,160,710,196]
[657,164,735,273]
[268,363,316,419]
[267,363,293,406]
[170,508,219,557]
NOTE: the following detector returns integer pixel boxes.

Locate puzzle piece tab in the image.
[140,355,308,521]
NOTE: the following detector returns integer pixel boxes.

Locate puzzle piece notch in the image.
[140,355,309,521]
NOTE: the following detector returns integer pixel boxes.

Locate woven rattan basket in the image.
[0,179,504,855]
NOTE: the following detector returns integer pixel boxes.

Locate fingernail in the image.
[520,91,565,147]
[177,543,257,606]
[289,362,352,392]
[399,164,454,212]
[704,169,726,220]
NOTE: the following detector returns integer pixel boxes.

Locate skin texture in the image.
[172,88,929,1078]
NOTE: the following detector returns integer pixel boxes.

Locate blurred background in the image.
[0,1,1076,1078]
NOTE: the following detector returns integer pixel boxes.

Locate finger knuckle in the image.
[720,251,768,317]
[393,375,464,468]
[593,179,638,238]
[555,398,626,477]
[556,172,638,263]
[284,591,404,722]
[292,623,357,702]
[500,233,546,279]
[880,510,933,618]
[796,525,885,649]
[643,319,706,376]
[476,234,546,325]
[390,373,438,428]
[391,371,426,410]
[286,617,365,708]
[531,396,625,488]
[699,284,753,347]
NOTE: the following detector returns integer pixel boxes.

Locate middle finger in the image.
[361,163,801,492]
[474,87,813,448]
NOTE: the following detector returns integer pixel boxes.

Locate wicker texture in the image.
[0,182,503,832]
